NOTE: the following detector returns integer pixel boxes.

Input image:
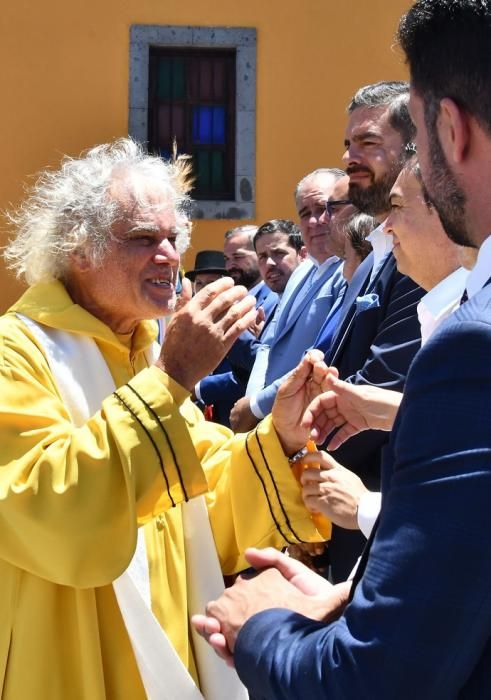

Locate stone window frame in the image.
[129,25,256,220]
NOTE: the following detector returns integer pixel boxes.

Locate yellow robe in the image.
[0,281,327,699]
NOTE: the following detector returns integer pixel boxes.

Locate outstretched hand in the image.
[302,373,403,449]
[158,277,257,391]
[272,351,337,455]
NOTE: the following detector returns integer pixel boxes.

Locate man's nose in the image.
[342,144,362,166]
[384,216,394,236]
[153,239,180,264]
[309,212,323,226]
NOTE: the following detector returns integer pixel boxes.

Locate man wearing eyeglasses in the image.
[230,169,350,433]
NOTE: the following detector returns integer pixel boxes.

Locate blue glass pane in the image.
[192,106,226,145]
[212,107,225,144]
[193,106,212,144]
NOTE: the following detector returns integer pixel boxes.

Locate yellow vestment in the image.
[0,281,326,698]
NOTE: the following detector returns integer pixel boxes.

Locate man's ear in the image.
[437,97,470,164]
[69,248,91,272]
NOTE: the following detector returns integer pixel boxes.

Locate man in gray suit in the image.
[230,168,350,432]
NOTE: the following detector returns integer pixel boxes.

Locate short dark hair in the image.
[398,0,491,135]
[253,219,303,252]
[348,81,415,145]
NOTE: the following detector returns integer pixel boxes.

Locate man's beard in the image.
[347,160,403,217]
[229,267,260,289]
[424,117,473,247]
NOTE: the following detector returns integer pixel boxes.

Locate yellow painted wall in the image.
[0,0,411,310]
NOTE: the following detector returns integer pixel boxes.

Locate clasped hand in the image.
[191,547,351,665]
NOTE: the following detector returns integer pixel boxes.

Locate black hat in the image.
[185,250,227,281]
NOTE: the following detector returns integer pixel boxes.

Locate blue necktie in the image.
[314,299,345,356]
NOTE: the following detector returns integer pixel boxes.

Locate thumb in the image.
[321,367,340,392]
[278,352,320,398]
[245,547,311,582]
[180,276,193,302]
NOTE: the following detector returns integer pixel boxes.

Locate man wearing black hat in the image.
[185,250,227,293]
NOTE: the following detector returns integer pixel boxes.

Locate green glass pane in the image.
[172,60,185,99]
[196,151,210,190]
[211,151,224,191]
[157,60,172,99]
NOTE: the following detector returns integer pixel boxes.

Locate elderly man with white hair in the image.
[0,139,328,700]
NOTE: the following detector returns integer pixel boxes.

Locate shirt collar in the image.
[417,267,469,346]
[248,280,265,298]
[307,254,340,272]
[366,221,393,270]
[418,267,469,318]
[466,234,491,299]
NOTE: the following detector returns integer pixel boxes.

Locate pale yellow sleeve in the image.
[186,411,331,575]
[0,321,208,588]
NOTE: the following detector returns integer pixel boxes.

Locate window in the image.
[129,26,256,219]
[148,48,236,200]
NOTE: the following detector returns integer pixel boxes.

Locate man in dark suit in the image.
[312,82,426,581]
[194,1,491,696]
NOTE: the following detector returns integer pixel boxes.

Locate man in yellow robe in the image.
[0,139,328,698]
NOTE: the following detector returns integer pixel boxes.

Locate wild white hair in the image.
[4,138,192,285]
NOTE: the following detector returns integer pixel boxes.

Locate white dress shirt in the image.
[366,221,393,286]
[417,267,469,346]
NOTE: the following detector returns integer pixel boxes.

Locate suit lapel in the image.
[325,254,373,364]
[254,282,268,306]
[258,303,278,343]
[272,265,316,341]
[348,515,380,602]
[273,261,338,345]
[327,253,394,366]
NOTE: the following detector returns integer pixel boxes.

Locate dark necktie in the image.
[460,289,469,305]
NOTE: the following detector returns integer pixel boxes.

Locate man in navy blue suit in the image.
[313,82,426,580]
[194,1,491,696]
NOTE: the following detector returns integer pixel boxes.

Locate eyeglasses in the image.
[324,199,352,218]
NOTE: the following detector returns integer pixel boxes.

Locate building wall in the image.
[0,0,411,310]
